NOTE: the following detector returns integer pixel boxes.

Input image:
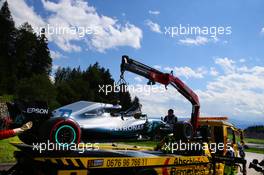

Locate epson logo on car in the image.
[27,108,49,114]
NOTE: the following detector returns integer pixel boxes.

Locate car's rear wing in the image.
[6,100,50,127]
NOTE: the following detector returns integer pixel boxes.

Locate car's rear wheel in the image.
[55,124,76,144]
[18,130,38,145]
[49,119,81,145]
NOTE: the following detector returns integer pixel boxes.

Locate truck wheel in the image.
[173,121,193,141]
[49,119,81,145]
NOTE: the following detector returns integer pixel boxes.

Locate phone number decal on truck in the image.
[85,156,210,169]
[105,158,148,168]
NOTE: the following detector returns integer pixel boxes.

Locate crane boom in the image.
[120,55,200,132]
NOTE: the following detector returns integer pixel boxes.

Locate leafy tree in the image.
[15,74,57,105]
[0,2,52,96]
[55,67,92,105]
[0,1,17,94]
[15,23,52,79]
[54,63,137,109]
[118,91,132,110]
[56,81,77,105]
[132,96,140,107]
[32,28,52,75]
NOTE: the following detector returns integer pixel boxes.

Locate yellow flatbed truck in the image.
[10,145,212,175]
[3,143,214,175]
[2,117,246,175]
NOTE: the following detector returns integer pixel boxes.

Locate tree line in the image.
[0,1,138,110]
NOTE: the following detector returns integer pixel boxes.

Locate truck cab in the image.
[197,117,246,174]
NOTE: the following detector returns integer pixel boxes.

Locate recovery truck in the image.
[1,55,247,175]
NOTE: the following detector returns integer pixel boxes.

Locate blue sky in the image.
[3,0,264,123]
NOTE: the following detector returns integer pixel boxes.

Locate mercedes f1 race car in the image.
[6,100,167,145]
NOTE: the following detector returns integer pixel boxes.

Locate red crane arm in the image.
[120,55,200,132]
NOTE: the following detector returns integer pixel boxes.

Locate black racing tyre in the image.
[49,119,81,145]
[18,121,43,145]
[18,130,39,145]
[173,121,193,141]
[38,117,81,145]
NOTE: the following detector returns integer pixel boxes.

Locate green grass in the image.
[244,137,264,144]
[0,95,17,163]
[243,137,264,154]
[0,136,20,163]
[245,147,264,154]
[118,141,158,148]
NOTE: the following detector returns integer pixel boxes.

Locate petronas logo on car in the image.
[113,124,144,131]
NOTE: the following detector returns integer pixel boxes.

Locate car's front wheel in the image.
[49,119,81,145]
